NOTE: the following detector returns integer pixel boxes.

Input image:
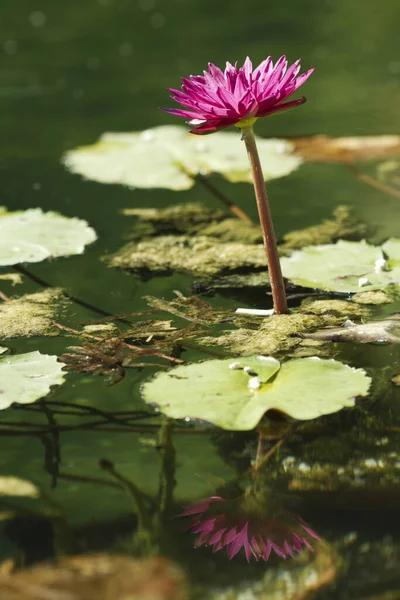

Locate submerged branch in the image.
[346,162,400,200]
[195,173,253,222]
[13,265,134,324]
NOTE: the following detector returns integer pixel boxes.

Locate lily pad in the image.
[64,125,302,191]
[0,207,96,266]
[280,239,400,293]
[382,237,400,261]
[141,356,370,430]
[0,350,66,410]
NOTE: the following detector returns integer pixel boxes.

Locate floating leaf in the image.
[257,357,370,421]
[64,125,301,191]
[0,351,66,410]
[0,207,96,266]
[382,238,400,262]
[0,476,39,498]
[281,239,400,293]
[141,356,370,430]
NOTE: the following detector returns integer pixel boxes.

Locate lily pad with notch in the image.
[141,355,370,430]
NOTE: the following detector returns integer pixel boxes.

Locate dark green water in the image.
[1,0,400,596]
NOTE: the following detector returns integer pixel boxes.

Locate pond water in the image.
[1,1,400,598]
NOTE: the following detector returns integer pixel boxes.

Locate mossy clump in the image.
[195,271,270,293]
[123,203,226,239]
[201,298,370,356]
[105,235,267,277]
[123,203,262,246]
[280,206,370,250]
[0,289,66,339]
[300,297,369,318]
[352,289,396,305]
[201,218,262,244]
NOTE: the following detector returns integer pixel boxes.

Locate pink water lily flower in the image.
[178,495,320,562]
[161,56,314,134]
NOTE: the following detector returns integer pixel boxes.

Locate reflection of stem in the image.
[39,401,61,489]
[195,173,253,222]
[254,430,267,470]
[234,424,296,486]
[241,126,288,314]
[345,162,400,200]
[156,418,176,521]
[253,428,293,472]
[99,459,156,554]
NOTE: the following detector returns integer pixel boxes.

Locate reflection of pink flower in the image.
[161,56,314,134]
[178,496,320,562]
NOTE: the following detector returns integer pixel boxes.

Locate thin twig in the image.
[13,265,134,324]
[0,423,212,435]
[195,173,253,222]
[0,290,11,302]
[345,162,400,199]
[156,418,176,520]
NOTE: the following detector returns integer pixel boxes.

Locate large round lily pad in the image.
[280,239,400,293]
[0,208,97,266]
[0,351,66,410]
[64,125,302,191]
[141,356,370,430]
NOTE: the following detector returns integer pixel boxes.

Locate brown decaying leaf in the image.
[60,339,127,385]
[300,314,400,344]
[292,134,400,163]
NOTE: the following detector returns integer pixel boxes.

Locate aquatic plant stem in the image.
[241,125,288,314]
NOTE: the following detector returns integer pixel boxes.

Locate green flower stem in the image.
[241,126,288,314]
